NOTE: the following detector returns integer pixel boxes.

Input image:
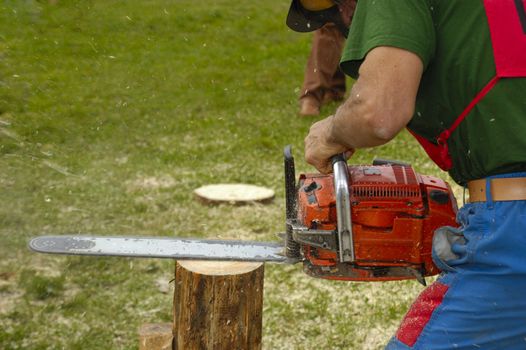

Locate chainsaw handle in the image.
[331,153,347,166]
[332,155,355,262]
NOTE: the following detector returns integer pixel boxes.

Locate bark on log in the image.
[173,260,264,350]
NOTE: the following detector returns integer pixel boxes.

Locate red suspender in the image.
[436,76,500,147]
[485,0,526,77]
[409,0,526,171]
[408,76,500,171]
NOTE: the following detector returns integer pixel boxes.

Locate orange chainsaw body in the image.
[295,164,458,282]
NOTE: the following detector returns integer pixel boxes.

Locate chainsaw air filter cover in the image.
[295,164,458,282]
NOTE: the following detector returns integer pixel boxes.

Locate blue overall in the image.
[386,172,526,349]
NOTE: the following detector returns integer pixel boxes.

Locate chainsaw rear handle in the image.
[331,154,355,262]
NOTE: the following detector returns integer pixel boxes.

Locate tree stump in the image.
[173,260,265,350]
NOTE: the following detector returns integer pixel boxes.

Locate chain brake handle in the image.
[331,154,355,262]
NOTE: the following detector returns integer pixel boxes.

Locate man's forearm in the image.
[329,79,397,150]
[304,46,423,173]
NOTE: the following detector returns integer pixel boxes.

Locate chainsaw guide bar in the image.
[29,235,289,263]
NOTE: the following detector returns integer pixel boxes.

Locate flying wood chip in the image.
[194,184,275,204]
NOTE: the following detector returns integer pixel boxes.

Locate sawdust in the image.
[0,279,22,315]
[29,255,64,278]
[363,325,398,349]
[155,276,172,294]
[0,253,68,317]
[263,263,430,349]
[127,175,177,191]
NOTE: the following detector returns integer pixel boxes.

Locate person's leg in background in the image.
[299,23,346,116]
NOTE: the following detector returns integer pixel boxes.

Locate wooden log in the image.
[173,260,265,350]
[138,323,173,350]
[194,184,275,205]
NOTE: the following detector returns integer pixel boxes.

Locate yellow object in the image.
[300,0,334,11]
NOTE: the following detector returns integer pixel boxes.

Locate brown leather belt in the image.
[468,177,526,202]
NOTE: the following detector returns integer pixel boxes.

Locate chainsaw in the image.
[30,146,458,285]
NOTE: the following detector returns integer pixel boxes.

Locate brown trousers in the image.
[299,23,346,104]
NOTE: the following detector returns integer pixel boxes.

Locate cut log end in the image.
[177,260,263,276]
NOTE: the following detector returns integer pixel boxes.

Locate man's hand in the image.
[304,115,355,174]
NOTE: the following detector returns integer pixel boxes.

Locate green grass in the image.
[0,1,460,349]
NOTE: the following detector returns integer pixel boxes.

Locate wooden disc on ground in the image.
[194,183,274,204]
[173,260,264,350]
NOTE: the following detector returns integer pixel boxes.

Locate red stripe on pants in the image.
[395,282,449,347]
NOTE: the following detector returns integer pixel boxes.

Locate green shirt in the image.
[340,0,526,185]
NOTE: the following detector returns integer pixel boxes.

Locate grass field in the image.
[0,1,461,349]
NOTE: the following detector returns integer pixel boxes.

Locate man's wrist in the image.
[329,111,354,150]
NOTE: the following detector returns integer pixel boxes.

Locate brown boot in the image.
[322,90,345,105]
[299,96,320,116]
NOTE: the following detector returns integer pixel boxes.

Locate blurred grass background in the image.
[0,1,459,349]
